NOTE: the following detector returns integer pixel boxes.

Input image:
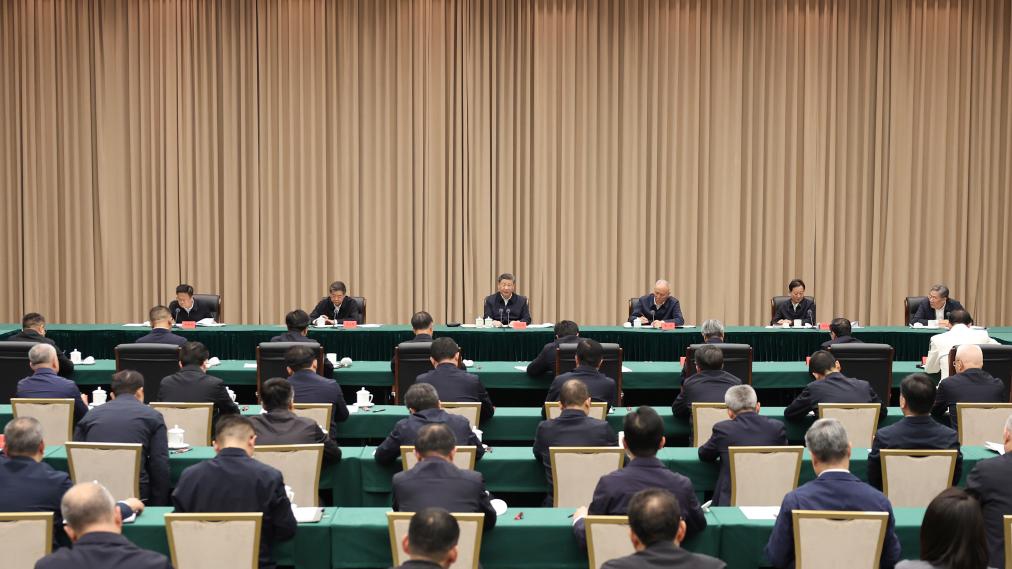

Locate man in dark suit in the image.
[821,317,863,349]
[375,383,484,466]
[909,284,964,327]
[392,423,497,530]
[35,482,171,569]
[533,379,618,492]
[672,344,742,420]
[764,418,901,569]
[629,280,685,326]
[135,305,187,346]
[74,370,169,506]
[285,345,349,435]
[272,309,334,378]
[482,272,532,325]
[249,377,341,464]
[698,385,788,506]
[931,344,1007,428]
[394,508,461,569]
[679,319,728,382]
[966,415,1012,569]
[309,280,362,324]
[391,311,436,372]
[172,415,297,569]
[771,278,816,326]
[7,312,74,378]
[546,339,618,408]
[415,337,494,423]
[867,373,961,490]
[526,320,581,378]
[157,341,239,420]
[573,406,706,547]
[600,489,725,569]
[167,283,214,323]
[784,350,887,421]
[17,344,88,423]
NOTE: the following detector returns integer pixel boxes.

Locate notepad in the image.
[739,506,780,520]
[985,441,1005,455]
[243,363,258,369]
[621,366,633,372]
[294,507,324,523]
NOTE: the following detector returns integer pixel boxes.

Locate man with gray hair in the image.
[698,385,787,506]
[35,482,170,569]
[966,414,1012,568]
[16,343,88,422]
[909,284,964,327]
[764,419,900,569]
[700,319,725,343]
[931,344,1006,428]
[629,280,684,326]
[374,383,484,466]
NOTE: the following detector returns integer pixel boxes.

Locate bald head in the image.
[954,344,984,371]
[62,482,119,534]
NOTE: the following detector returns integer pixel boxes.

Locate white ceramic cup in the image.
[793,319,802,327]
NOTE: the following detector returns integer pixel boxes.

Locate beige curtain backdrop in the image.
[1,0,1010,327]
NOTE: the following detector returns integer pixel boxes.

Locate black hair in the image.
[694,344,724,371]
[628,489,681,547]
[111,369,144,396]
[900,373,936,415]
[919,488,989,569]
[175,284,194,296]
[411,311,434,331]
[788,279,806,291]
[829,317,852,338]
[554,320,579,338]
[576,339,604,368]
[415,423,456,457]
[623,406,664,457]
[179,341,210,367]
[285,309,311,332]
[407,508,460,559]
[430,337,460,362]
[260,377,293,412]
[284,345,317,371]
[809,350,838,375]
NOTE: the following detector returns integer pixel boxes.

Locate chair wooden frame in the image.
[1004,515,1011,569]
[879,449,958,506]
[955,403,1012,446]
[150,402,214,446]
[400,446,478,471]
[386,512,484,569]
[549,447,625,507]
[584,515,632,569]
[441,402,483,426]
[292,403,333,432]
[627,298,639,320]
[792,510,889,569]
[543,401,608,421]
[0,512,54,559]
[165,512,262,569]
[691,402,729,447]
[64,442,142,500]
[817,403,881,447]
[728,446,805,507]
[252,444,325,507]
[10,398,75,444]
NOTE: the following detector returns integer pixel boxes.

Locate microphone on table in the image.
[650,309,656,323]
[806,309,814,326]
[506,308,511,325]
[499,308,505,325]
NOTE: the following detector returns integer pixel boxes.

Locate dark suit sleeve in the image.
[679,482,707,538]
[148,420,170,506]
[311,421,342,464]
[764,493,797,568]
[867,433,884,490]
[308,299,327,320]
[950,439,963,486]
[532,422,548,464]
[268,475,298,542]
[602,423,618,446]
[477,381,495,422]
[526,344,554,378]
[212,381,240,416]
[672,381,691,419]
[869,385,888,421]
[518,298,532,324]
[56,352,75,378]
[69,386,88,423]
[930,382,950,421]
[330,384,349,424]
[881,509,901,569]
[476,476,497,530]
[771,301,786,325]
[910,300,931,326]
[374,424,405,466]
[804,302,816,325]
[784,387,816,420]
[545,378,562,404]
[698,424,723,463]
[466,427,485,461]
[668,299,685,325]
[629,296,646,323]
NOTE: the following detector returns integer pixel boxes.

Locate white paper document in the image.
[294,507,324,523]
[123,322,150,327]
[356,324,382,328]
[196,318,225,327]
[621,366,633,372]
[984,441,1005,455]
[526,323,554,329]
[514,365,528,371]
[243,362,258,369]
[739,506,780,520]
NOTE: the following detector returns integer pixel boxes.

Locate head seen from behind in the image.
[429,337,460,367]
[402,508,460,568]
[179,341,209,369]
[953,344,984,374]
[575,338,604,370]
[694,344,724,372]
[284,345,318,374]
[805,418,851,474]
[829,317,852,339]
[918,488,989,569]
[559,379,591,414]
[110,369,144,401]
[213,414,257,455]
[28,343,58,372]
[3,416,45,460]
[724,384,759,419]
[285,309,311,334]
[405,382,440,414]
[21,312,46,334]
[260,377,294,413]
[808,350,840,379]
[554,320,579,339]
[414,423,457,464]
[623,406,665,458]
[899,373,934,417]
[411,311,434,334]
[149,305,173,329]
[61,482,121,542]
[626,488,685,551]
[700,319,724,341]
[948,309,973,326]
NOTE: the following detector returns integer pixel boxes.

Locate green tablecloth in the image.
[122,506,335,569]
[0,326,17,340]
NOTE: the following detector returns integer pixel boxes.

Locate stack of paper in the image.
[984,441,1005,455]
[739,506,780,520]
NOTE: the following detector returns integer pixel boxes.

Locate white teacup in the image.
[793,319,802,327]
[356,388,374,408]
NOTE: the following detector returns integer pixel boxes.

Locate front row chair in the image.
[440,402,483,427]
[550,447,625,508]
[150,402,213,446]
[252,444,324,508]
[879,449,958,508]
[114,343,181,403]
[904,295,928,325]
[11,398,74,445]
[255,341,325,398]
[947,345,1012,401]
[543,401,608,421]
[0,341,36,404]
[792,510,890,569]
[0,512,54,569]
[817,403,881,448]
[585,516,635,569]
[956,403,1012,446]
[392,342,434,405]
[683,344,753,385]
[191,293,222,322]
[166,513,262,569]
[556,343,624,405]
[400,446,478,471]
[729,446,805,507]
[387,512,484,569]
[64,442,142,502]
[828,343,895,405]
[691,403,729,447]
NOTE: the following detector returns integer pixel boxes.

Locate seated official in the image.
[909,284,965,327]
[35,482,170,569]
[680,319,728,382]
[375,383,484,466]
[167,283,213,323]
[250,378,341,464]
[135,305,187,346]
[17,343,88,423]
[415,337,494,422]
[392,423,497,530]
[629,280,685,327]
[784,350,886,421]
[931,344,1006,429]
[966,415,1012,569]
[821,317,863,349]
[764,418,901,569]
[8,312,74,377]
[600,489,725,569]
[672,344,742,420]
[391,311,437,372]
[285,345,349,435]
[923,310,998,379]
[527,320,581,378]
[533,379,617,492]
[545,339,618,408]
[172,415,296,569]
[309,280,362,324]
[698,385,788,506]
[272,309,334,378]
[895,488,990,569]
[74,370,170,506]
[158,341,239,420]
[482,272,532,325]
[771,278,816,326]
[867,374,961,490]
[572,406,706,548]
[395,508,461,569]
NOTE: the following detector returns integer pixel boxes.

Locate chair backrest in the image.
[252,444,324,508]
[400,446,477,471]
[627,298,638,319]
[550,447,625,507]
[956,403,1012,446]
[65,442,142,501]
[792,511,889,569]
[114,343,182,403]
[11,398,75,445]
[905,296,927,325]
[543,401,608,421]
[683,343,753,385]
[771,296,816,323]
[828,343,895,404]
[387,512,484,569]
[585,515,634,569]
[729,446,805,506]
[255,342,325,398]
[393,342,434,404]
[691,403,730,447]
[351,296,367,323]
[947,345,1012,401]
[292,403,332,432]
[817,404,880,448]
[0,342,35,404]
[1004,515,1012,569]
[555,344,624,405]
[150,403,214,446]
[166,513,261,569]
[0,512,53,569]
[879,450,958,507]
[441,402,483,427]
[192,293,222,321]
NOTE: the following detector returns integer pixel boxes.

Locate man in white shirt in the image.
[924,310,998,379]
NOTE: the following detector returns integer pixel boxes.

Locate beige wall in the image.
[1,0,1010,327]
